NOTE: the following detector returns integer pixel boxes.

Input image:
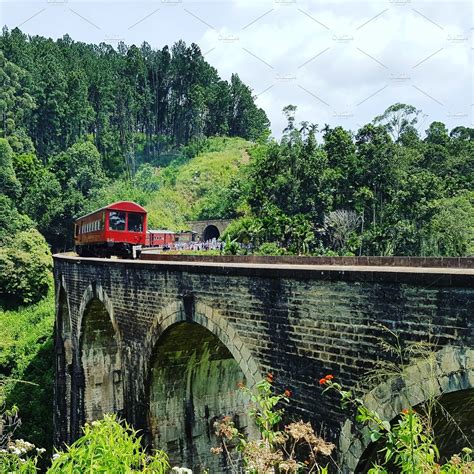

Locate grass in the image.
[143,136,250,230]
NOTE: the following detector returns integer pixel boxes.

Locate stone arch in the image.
[339,346,474,473]
[77,283,118,345]
[54,277,73,445]
[203,224,220,241]
[145,301,260,388]
[145,301,261,472]
[77,284,123,424]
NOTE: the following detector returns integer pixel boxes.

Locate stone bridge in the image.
[186,219,233,241]
[53,255,473,472]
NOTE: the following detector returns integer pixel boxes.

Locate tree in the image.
[0,195,34,244]
[354,124,397,228]
[229,73,269,140]
[425,121,450,146]
[0,138,21,198]
[12,152,63,236]
[422,192,474,256]
[324,210,361,252]
[0,228,52,305]
[323,126,357,209]
[49,141,106,195]
[373,103,421,142]
[48,141,107,249]
[0,51,35,147]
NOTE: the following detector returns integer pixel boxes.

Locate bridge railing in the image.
[138,254,473,268]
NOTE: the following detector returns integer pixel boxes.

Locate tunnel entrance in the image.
[80,298,123,422]
[202,224,220,241]
[355,388,474,472]
[148,321,251,473]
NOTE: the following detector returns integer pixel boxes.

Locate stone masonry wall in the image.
[53,256,473,472]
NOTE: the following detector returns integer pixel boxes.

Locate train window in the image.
[109,211,126,231]
[127,213,143,232]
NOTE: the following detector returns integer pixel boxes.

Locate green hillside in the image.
[148,137,249,229]
[90,136,251,231]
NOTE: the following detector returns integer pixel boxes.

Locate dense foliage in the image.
[0,192,52,305]
[0,28,268,250]
[48,415,169,473]
[0,27,269,165]
[220,105,473,256]
[0,293,54,451]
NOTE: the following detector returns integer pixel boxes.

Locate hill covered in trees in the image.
[0,27,269,249]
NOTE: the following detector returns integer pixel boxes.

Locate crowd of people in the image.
[172,237,224,252]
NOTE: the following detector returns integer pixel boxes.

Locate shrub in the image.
[0,292,54,451]
[0,228,52,305]
[223,234,241,255]
[48,414,169,473]
[0,195,35,244]
[257,242,286,256]
[212,375,332,473]
[320,376,474,473]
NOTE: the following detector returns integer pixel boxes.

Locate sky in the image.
[1,0,472,137]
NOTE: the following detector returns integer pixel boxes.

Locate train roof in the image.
[75,201,147,221]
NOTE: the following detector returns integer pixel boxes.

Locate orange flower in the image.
[319,378,327,385]
[402,408,409,415]
[266,373,274,383]
[325,374,334,381]
[284,389,292,398]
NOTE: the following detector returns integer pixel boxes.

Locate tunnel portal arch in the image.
[202,224,220,241]
[79,294,123,423]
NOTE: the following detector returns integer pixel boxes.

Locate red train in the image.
[74,201,147,258]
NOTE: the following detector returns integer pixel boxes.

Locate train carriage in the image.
[146,229,176,248]
[74,201,147,258]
